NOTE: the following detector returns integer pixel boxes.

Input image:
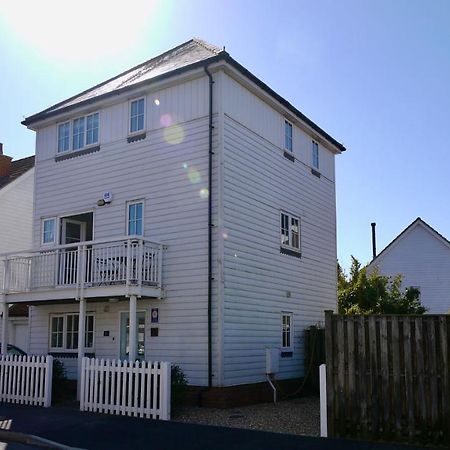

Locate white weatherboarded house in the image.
[368,218,450,314]
[0,147,34,352]
[1,39,345,398]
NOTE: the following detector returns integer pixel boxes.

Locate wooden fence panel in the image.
[325,312,450,446]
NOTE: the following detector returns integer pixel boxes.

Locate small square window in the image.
[130,98,145,134]
[285,121,293,152]
[312,141,319,169]
[42,218,56,244]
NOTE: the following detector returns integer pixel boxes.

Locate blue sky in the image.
[1,0,449,270]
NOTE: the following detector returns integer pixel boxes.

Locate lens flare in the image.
[154,99,160,106]
[187,167,201,184]
[199,188,209,199]
[182,163,188,170]
[163,124,184,145]
[160,114,172,127]
[222,230,229,239]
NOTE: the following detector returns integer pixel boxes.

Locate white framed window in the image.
[57,112,100,154]
[284,120,293,151]
[58,122,70,153]
[281,312,293,350]
[42,218,56,244]
[129,98,145,134]
[49,313,95,351]
[280,212,300,251]
[127,201,144,236]
[312,140,319,169]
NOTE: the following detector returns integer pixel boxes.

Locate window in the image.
[49,314,95,350]
[312,141,319,169]
[130,98,145,134]
[57,112,99,154]
[284,120,293,151]
[58,122,70,152]
[280,212,300,251]
[281,312,293,350]
[42,218,56,244]
[127,201,144,236]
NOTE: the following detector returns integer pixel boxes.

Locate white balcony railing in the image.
[1,237,164,295]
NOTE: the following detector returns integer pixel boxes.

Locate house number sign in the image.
[151,308,159,323]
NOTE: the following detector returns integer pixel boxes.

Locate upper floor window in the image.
[127,201,144,236]
[312,141,319,169]
[130,98,145,134]
[281,312,293,350]
[57,112,99,153]
[284,120,293,152]
[42,218,56,244]
[280,212,300,251]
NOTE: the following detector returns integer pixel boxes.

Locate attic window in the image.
[57,112,99,154]
[130,98,145,134]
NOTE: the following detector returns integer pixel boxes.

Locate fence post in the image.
[324,310,334,437]
[320,364,327,437]
[160,362,171,420]
[80,357,87,411]
[44,355,53,408]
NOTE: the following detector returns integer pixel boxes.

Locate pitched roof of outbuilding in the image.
[22,38,346,152]
[370,217,450,265]
[0,155,35,190]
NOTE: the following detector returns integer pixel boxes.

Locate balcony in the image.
[1,237,164,302]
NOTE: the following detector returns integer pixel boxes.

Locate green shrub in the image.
[171,365,187,409]
[52,359,69,403]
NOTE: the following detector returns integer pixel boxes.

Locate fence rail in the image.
[80,358,171,420]
[0,355,53,407]
[325,311,450,445]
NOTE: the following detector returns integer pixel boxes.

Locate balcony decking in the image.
[1,237,164,302]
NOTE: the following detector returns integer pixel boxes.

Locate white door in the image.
[120,311,145,361]
[59,219,86,285]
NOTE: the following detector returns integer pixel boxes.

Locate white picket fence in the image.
[80,358,171,420]
[0,355,53,407]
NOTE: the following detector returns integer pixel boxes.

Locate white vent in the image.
[266,347,279,374]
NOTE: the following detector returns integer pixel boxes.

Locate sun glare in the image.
[0,0,160,64]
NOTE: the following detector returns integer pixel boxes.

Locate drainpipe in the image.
[204,65,214,388]
[371,222,377,260]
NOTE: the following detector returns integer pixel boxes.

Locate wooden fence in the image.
[80,358,171,420]
[0,355,53,407]
[325,311,450,445]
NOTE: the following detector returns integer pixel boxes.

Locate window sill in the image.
[127,132,146,143]
[283,151,295,162]
[49,351,95,358]
[280,246,301,258]
[311,168,321,178]
[281,351,293,358]
[55,145,100,162]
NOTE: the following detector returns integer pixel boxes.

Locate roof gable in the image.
[0,155,35,190]
[370,218,450,266]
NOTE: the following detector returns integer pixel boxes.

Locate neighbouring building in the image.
[0,39,346,404]
[368,217,450,314]
[0,145,34,351]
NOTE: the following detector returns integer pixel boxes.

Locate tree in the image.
[337,256,426,315]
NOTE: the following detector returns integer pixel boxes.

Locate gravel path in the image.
[173,396,320,436]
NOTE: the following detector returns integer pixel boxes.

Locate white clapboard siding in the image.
[80,357,171,420]
[221,111,337,385]
[0,355,53,407]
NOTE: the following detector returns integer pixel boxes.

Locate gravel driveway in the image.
[173,396,320,436]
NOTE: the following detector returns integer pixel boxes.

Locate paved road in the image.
[0,404,428,450]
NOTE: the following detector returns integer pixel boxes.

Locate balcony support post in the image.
[0,295,7,356]
[128,294,137,361]
[77,296,86,400]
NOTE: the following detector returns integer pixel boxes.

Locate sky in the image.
[1,0,449,271]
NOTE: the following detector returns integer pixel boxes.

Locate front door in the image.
[59,219,86,285]
[120,311,145,361]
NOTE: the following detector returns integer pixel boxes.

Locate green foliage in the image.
[337,256,426,315]
[52,358,70,403]
[171,364,187,409]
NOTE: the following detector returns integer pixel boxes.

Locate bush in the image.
[52,359,70,403]
[171,365,187,409]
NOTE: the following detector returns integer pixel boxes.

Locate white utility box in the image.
[266,347,280,374]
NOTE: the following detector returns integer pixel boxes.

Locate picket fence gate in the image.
[80,357,171,420]
[0,355,53,407]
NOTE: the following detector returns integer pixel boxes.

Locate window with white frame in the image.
[284,120,293,151]
[127,201,144,236]
[280,212,300,251]
[42,218,56,244]
[49,314,95,351]
[281,312,293,350]
[57,112,99,154]
[312,140,319,169]
[130,98,145,134]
